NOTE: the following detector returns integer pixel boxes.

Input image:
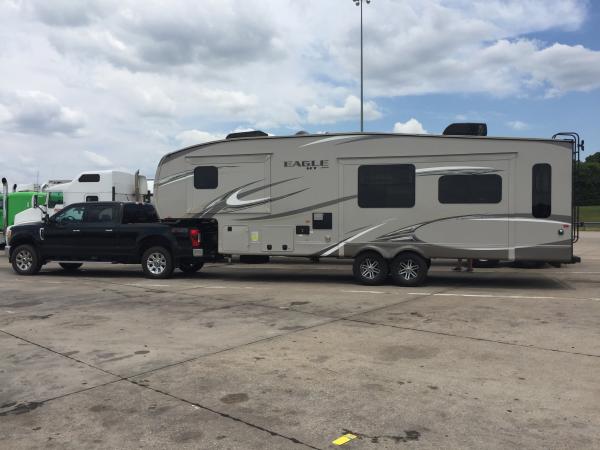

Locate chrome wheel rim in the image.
[398,259,419,281]
[16,250,33,272]
[147,252,167,275]
[360,257,381,280]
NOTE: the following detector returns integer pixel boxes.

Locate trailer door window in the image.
[532,163,551,218]
[438,174,502,203]
[194,166,218,189]
[358,164,415,208]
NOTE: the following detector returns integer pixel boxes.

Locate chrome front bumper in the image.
[4,245,10,259]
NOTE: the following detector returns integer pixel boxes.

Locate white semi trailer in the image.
[13,170,151,225]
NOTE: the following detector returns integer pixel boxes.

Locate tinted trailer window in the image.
[358,164,415,208]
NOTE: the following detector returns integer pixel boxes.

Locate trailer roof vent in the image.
[225,130,268,139]
[443,123,487,136]
[295,130,309,135]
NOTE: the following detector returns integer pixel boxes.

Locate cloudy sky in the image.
[1,0,599,184]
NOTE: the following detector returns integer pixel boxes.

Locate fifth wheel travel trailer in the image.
[153,126,582,286]
[12,170,151,226]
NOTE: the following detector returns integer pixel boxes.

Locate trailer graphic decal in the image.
[194,177,306,218]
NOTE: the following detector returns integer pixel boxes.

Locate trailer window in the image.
[358,164,415,208]
[438,175,502,204]
[86,195,99,202]
[79,174,100,182]
[194,166,218,189]
[532,164,551,218]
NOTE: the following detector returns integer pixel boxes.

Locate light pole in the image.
[354,0,370,132]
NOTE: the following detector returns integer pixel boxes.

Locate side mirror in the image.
[32,195,50,223]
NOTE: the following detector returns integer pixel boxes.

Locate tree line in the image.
[577,152,600,206]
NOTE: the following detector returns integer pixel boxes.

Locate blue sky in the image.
[0,0,599,184]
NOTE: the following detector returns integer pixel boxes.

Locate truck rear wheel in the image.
[353,252,388,285]
[142,246,174,279]
[59,263,82,271]
[178,262,204,273]
[390,252,428,286]
[11,244,41,276]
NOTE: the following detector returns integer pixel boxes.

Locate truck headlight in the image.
[5,227,12,244]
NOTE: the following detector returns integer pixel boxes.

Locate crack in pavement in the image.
[344,318,600,358]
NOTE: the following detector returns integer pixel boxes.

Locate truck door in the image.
[78,204,120,259]
[42,204,86,259]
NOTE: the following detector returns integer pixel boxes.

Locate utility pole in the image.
[354,0,371,132]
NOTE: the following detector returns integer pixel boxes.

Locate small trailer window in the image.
[532,164,551,218]
[194,166,218,189]
[438,174,502,204]
[79,174,100,182]
[358,164,415,208]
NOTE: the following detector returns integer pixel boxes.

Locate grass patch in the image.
[580,205,600,230]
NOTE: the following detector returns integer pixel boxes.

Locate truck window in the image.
[122,203,159,224]
[53,205,85,225]
[83,204,117,223]
[79,174,100,182]
[194,166,218,189]
[532,164,551,218]
[438,175,502,204]
[358,164,415,208]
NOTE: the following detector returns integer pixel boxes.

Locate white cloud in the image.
[0,91,85,136]
[83,150,112,168]
[175,130,225,147]
[306,95,382,124]
[507,120,529,130]
[0,0,598,183]
[393,118,428,134]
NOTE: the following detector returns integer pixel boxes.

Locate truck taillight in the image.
[189,229,201,248]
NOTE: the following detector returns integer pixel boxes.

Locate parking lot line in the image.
[406,291,600,302]
[340,289,385,294]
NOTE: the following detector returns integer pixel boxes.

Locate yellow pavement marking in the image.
[332,433,357,445]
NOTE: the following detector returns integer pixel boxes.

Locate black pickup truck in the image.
[4,202,211,279]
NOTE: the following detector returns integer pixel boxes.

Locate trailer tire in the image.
[353,252,389,285]
[59,263,82,271]
[390,252,428,287]
[11,244,41,276]
[141,246,174,279]
[178,262,204,273]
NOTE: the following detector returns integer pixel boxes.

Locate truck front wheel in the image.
[11,244,41,276]
[141,246,174,279]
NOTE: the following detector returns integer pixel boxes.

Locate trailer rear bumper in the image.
[570,255,581,264]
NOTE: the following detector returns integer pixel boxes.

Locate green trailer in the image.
[0,191,47,229]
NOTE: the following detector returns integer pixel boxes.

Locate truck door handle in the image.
[73,229,81,232]
[105,229,113,232]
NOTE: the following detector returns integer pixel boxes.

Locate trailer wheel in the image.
[390,252,428,286]
[142,246,174,279]
[178,262,204,273]
[59,263,82,271]
[353,252,388,285]
[11,244,41,276]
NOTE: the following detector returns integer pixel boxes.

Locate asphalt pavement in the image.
[1,233,600,449]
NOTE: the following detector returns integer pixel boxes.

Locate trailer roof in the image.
[160,131,575,165]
